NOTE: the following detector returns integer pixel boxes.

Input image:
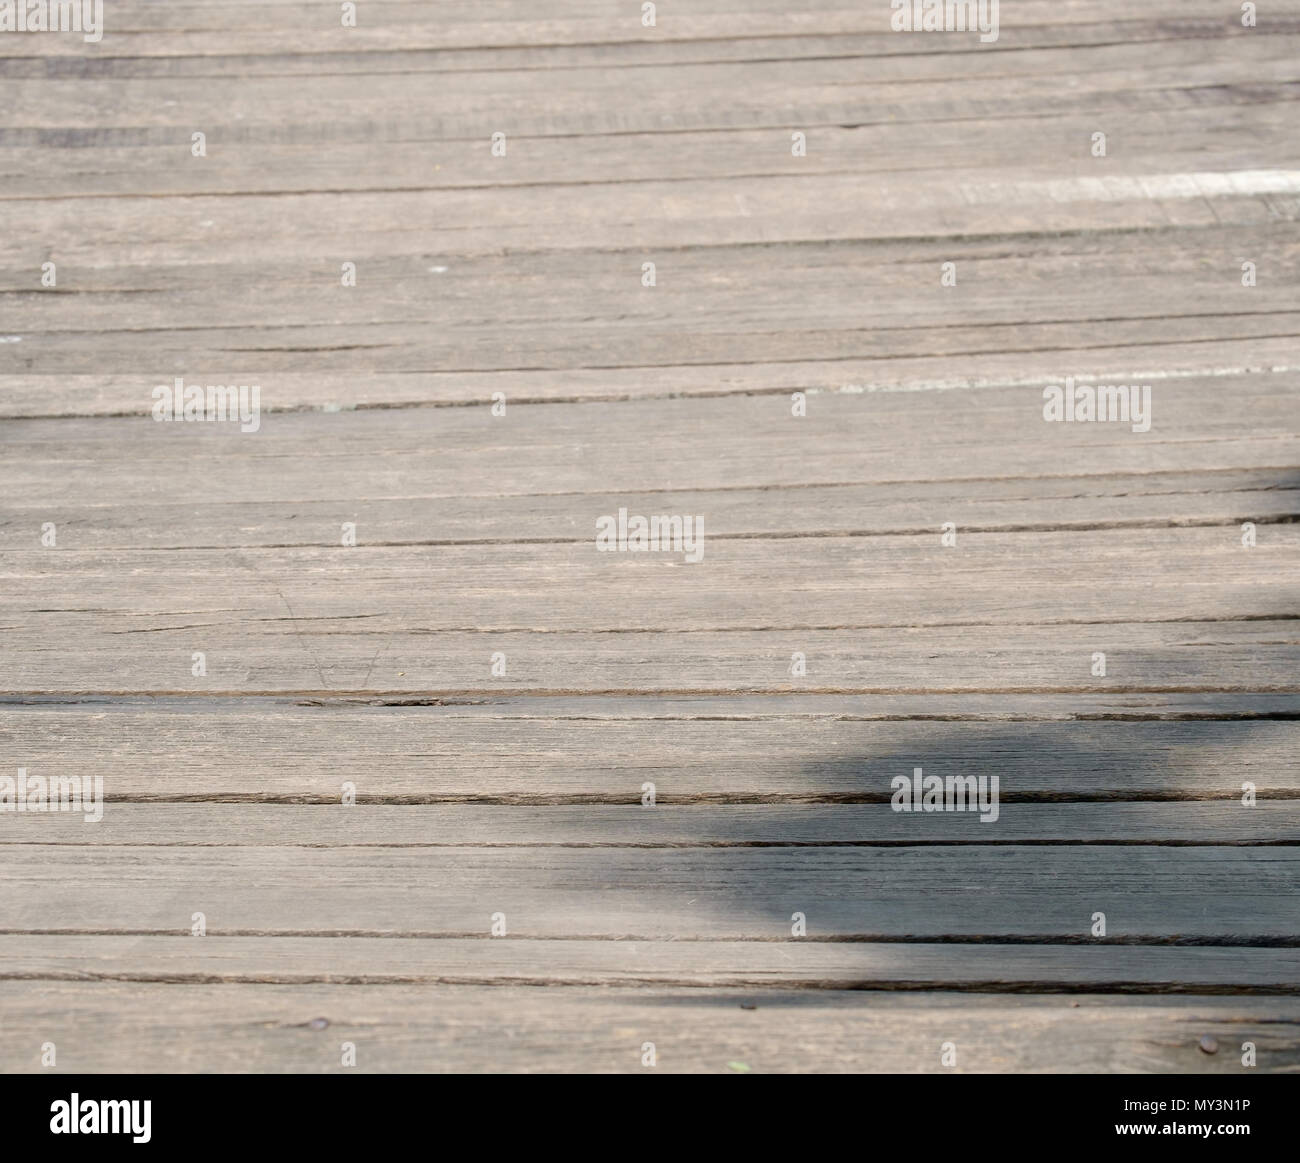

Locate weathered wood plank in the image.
[6,302,1297,376]
[7,35,1296,136]
[2,618,1298,695]
[4,173,1296,270]
[6,802,1298,846]
[1,525,1293,693]
[4,936,1296,990]
[0,1,1269,61]
[9,228,1300,340]
[7,350,1298,415]
[2,471,1293,548]
[5,105,1295,197]
[4,701,1296,799]
[9,691,1297,717]
[1,982,1294,1073]
[5,386,1296,497]
[0,845,1294,939]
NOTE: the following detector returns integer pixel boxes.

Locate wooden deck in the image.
[2,0,1299,1072]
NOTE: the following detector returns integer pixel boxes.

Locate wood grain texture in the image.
[7,802,1298,846]
[2,470,1294,548]
[1,0,1296,1073]
[4,936,1297,991]
[1,524,1295,694]
[0,843,1295,940]
[3,702,1298,799]
[2,983,1295,1073]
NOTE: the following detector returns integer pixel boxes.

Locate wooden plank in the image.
[7,802,1299,846]
[7,36,1296,135]
[5,386,1296,496]
[9,25,1271,79]
[4,702,1297,799]
[0,526,1293,693]
[0,2,1269,61]
[7,349,1298,415]
[6,301,1297,376]
[3,619,1298,695]
[6,381,1297,508]
[3,936,1296,990]
[2,471,1294,548]
[1,982,1295,1073]
[0,845,1294,939]
[3,173,1295,269]
[5,105,1296,198]
[9,228,1300,342]
[3,254,1298,398]
[9,528,1280,631]
[9,690,1297,717]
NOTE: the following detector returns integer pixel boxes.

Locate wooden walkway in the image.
[2,0,1299,1072]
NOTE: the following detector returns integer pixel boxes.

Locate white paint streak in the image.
[962,170,1300,205]
[830,365,1300,395]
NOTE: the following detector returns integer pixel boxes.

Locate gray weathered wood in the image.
[1,0,1295,1072]
[3,703,1297,799]
[4,936,1296,990]
[2,468,1296,546]
[1,524,1295,694]
[1,982,1294,1073]
[6,802,1297,846]
[0,845,1294,940]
